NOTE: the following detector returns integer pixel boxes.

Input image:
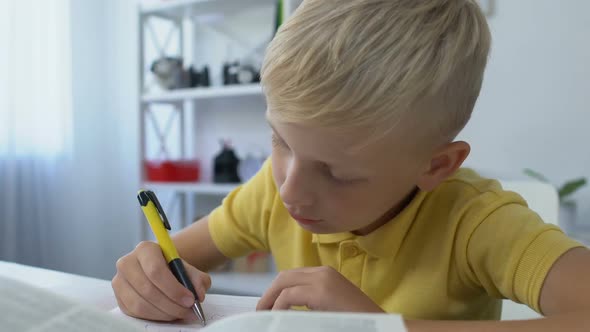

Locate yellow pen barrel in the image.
[137,189,206,326]
[140,202,180,263]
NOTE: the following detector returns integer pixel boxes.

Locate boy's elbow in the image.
[538,247,590,316]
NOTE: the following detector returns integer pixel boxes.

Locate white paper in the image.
[0,275,405,332]
[202,311,407,332]
[111,294,259,331]
[0,276,141,332]
[111,297,406,332]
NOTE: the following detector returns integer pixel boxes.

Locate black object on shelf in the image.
[151,57,214,90]
[200,65,210,87]
[213,140,241,183]
[188,66,200,88]
[188,65,211,88]
[223,61,260,85]
[222,62,231,85]
[223,61,240,85]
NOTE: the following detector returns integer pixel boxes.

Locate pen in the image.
[137,189,207,326]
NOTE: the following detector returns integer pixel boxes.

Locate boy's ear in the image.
[416,141,470,191]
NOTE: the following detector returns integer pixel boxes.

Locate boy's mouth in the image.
[288,211,322,225]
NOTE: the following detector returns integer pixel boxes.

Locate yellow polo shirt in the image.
[208,160,583,320]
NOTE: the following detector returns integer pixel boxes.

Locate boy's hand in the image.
[112,241,212,321]
[256,266,383,313]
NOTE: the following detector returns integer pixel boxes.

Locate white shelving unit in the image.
[140,0,275,19]
[143,181,239,195]
[138,0,302,236]
[141,83,263,103]
[137,0,304,296]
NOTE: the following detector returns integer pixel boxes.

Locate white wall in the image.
[45,0,140,279]
[459,0,590,223]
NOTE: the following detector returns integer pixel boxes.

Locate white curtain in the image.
[0,0,72,266]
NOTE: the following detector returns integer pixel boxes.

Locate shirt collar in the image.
[311,190,428,258]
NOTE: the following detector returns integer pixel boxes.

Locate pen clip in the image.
[138,190,171,230]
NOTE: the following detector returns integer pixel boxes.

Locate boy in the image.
[113,0,590,330]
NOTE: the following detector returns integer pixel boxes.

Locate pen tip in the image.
[192,303,206,326]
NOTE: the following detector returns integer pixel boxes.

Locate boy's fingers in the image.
[256,271,313,311]
[112,274,131,313]
[114,290,131,316]
[272,285,314,310]
[112,273,177,321]
[136,241,196,308]
[122,255,192,318]
[183,260,211,303]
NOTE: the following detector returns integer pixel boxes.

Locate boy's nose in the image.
[279,163,315,208]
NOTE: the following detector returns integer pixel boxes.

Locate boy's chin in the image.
[295,220,351,234]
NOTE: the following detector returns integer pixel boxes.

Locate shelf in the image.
[140,0,274,20]
[142,84,264,103]
[142,181,240,195]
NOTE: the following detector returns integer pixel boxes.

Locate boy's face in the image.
[267,112,432,235]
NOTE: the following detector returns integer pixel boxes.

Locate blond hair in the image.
[261,0,491,145]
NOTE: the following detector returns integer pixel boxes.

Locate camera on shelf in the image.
[150,56,210,90]
[222,61,261,85]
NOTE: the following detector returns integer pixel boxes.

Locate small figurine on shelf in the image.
[150,56,191,90]
[213,140,241,183]
[151,57,211,90]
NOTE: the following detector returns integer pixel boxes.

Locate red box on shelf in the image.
[144,160,201,182]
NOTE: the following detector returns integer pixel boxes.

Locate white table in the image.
[0,261,275,310]
[0,261,117,310]
[0,261,540,321]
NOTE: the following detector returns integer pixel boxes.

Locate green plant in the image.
[523,168,588,202]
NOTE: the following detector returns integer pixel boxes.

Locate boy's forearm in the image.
[172,216,229,271]
[405,311,590,332]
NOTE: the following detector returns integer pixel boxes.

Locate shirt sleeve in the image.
[208,159,277,259]
[457,197,584,314]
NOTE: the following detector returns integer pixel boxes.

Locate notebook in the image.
[0,275,407,332]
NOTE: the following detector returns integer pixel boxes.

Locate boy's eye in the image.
[326,169,362,185]
[320,163,364,185]
[329,174,358,185]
